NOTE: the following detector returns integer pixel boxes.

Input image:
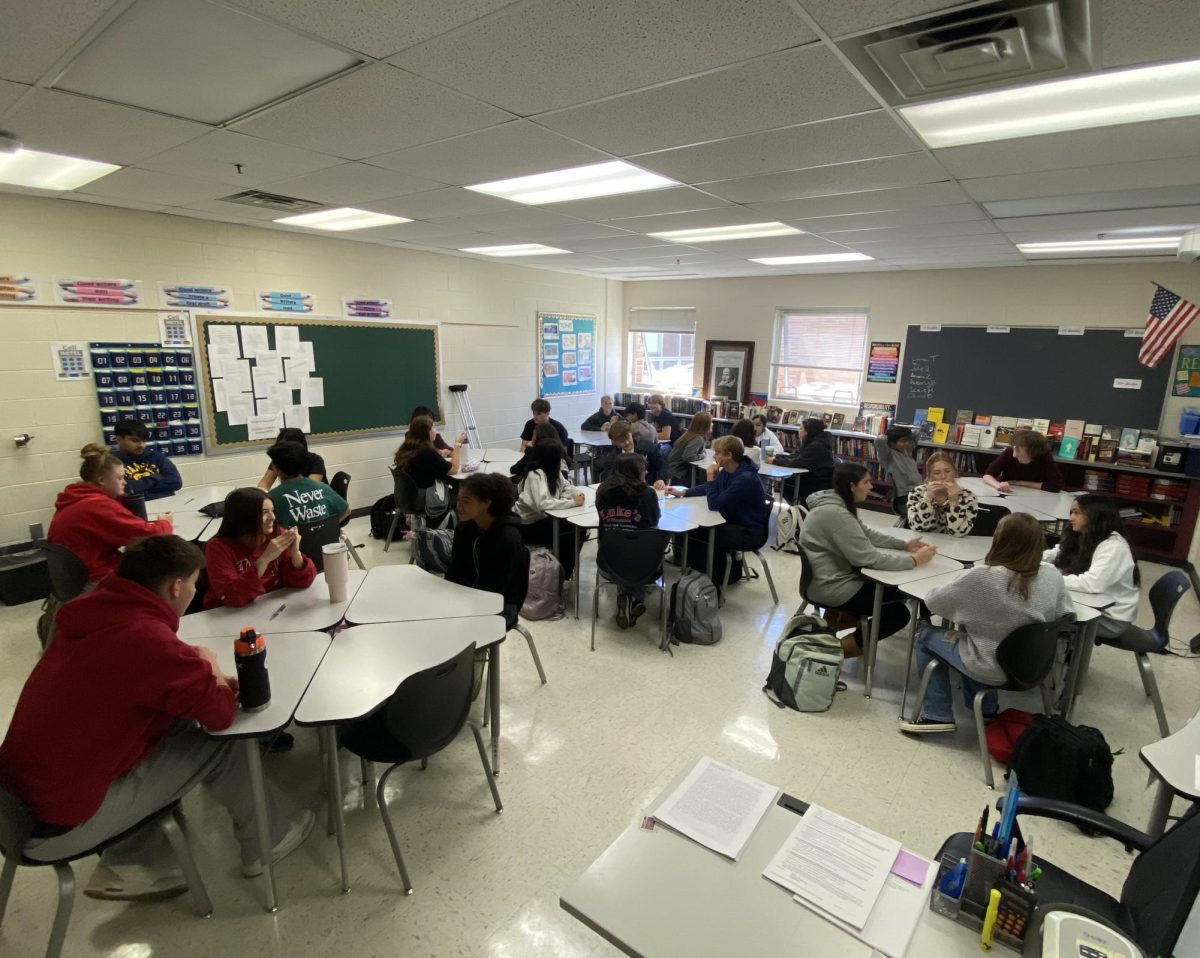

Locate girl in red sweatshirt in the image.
[48,444,174,582]
[203,487,316,609]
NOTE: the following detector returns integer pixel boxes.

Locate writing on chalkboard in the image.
[906,355,937,400]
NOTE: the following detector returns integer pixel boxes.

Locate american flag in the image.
[1139,285,1199,368]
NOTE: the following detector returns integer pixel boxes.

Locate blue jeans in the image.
[600,571,645,602]
[915,626,998,723]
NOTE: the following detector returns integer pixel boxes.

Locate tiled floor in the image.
[1,512,1199,957]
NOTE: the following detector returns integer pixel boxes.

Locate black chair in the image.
[591,530,671,653]
[937,798,1200,958]
[35,543,88,649]
[720,497,778,605]
[796,542,870,644]
[338,644,502,894]
[329,471,365,571]
[297,515,342,573]
[0,785,212,958]
[384,466,424,557]
[910,619,1068,788]
[1100,570,1190,738]
[970,502,1010,536]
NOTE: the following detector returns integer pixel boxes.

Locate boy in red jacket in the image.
[0,536,313,901]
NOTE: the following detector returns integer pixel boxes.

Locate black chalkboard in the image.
[896,326,1170,430]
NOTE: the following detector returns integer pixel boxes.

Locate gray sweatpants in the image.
[26,722,287,870]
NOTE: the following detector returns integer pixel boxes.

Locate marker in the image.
[269,603,286,620]
[972,806,988,849]
[980,888,1001,951]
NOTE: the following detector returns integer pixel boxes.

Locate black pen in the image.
[183,498,195,505]
[269,603,286,620]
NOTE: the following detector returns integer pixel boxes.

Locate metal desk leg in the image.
[706,528,716,580]
[1061,619,1097,720]
[1074,622,1098,699]
[1148,779,1174,839]
[681,534,690,574]
[320,727,350,893]
[899,599,920,718]
[244,740,278,912]
[574,525,584,619]
[865,583,884,697]
[488,643,501,775]
[552,517,560,558]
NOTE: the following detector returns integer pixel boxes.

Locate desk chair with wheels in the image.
[590,529,671,653]
[720,497,778,605]
[329,472,365,571]
[970,502,1010,536]
[0,786,212,958]
[384,466,424,556]
[910,619,1068,788]
[337,644,502,895]
[796,543,870,645]
[1099,569,1189,739]
[297,515,342,573]
[35,542,88,649]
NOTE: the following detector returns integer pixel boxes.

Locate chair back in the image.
[297,515,342,572]
[750,497,774,551]
[596,529,670,588]
[1122,803,1200,957]
[330,471,352,527]
[0,782,34,862]
[995,619,1068,691]
[37,541,89,601]
[971,503,1011,537]
[390,465,420,515]
[1148,570,1191,644]
[384,643,476,761]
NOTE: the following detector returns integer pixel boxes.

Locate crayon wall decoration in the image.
[0,272,38,303]
[56,277,141,307]
[343,296,392,319]
[158,282,232,310]
[257,289,314,313]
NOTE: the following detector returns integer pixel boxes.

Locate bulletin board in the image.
[538,311,595,399]
[90,342,205,456]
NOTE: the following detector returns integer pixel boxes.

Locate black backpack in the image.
[369,495,405,540]
[1008,715,1115,813]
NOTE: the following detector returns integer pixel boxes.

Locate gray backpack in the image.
[764,612,844,712]
[520,548,564,621]
[412,527,454,574]
[668,571,722,645]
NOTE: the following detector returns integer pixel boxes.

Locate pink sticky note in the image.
[891,849,930,886]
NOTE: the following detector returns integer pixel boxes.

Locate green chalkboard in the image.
[197,315,440,448]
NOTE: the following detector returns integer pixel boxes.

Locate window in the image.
[770,308,868,406]
[627,308,696,392]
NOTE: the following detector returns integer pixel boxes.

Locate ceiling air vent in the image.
[838,0,1094,105]
[216,190,323,213]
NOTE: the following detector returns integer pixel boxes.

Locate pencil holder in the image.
[960,847,1006,920]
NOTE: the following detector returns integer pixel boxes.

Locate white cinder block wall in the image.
[0,193,621,546]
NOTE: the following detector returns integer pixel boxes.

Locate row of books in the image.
[1081,471,1189,503]
[611,392,709,415]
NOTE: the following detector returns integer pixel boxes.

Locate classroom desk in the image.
[560,766,970,958]
[178,570,366,641]
[876,527,994,564]
[545,484,598,558]
[179,630,331,912]
[1141,708,1200,838]
[294,617,505,891]
[1060,588,1114,711]
[345,564,502,625]
[957,478,1066,521]
[688,451,806,501]
[153,485,235,513]
[576,430,612,448]
[153,509,211,542]
[483,447,523,463]
[661,496,727,580]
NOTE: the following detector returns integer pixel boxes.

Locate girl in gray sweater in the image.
[900,513,1074,734]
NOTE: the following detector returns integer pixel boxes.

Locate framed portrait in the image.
[704,340,754,405]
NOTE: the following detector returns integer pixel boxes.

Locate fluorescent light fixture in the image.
[750,252,875,265]
[1018,237,1181,256]
[273,207,411,231]
[900,58,1200,147]
[458,243,571,257]
[465,160,678,205]
[0,147,119,190]
[648,222,802,243]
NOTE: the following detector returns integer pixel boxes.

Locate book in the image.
[1119,427,1140,451]
[955,409,973,425]
[974,414,992,426]
[926,407,945,424]
[932,422,950,444]
[918,420,936,442]
[1101,425,1121,441]
[831,412,845,429]
[961,424,983,447]
[822,411,833,426]
[994,417,1016,445]
[912,409,928,427]
[1096,438,1119,463]
[1059,435,1081,459]
[1063,419,1085,441]
[1031,418,1050,436]
[1047,422,1065,447]
[1015,417,1034,431]
[1083,422,1103,437]
[979,425,997,448]
[1076,436,1092,460]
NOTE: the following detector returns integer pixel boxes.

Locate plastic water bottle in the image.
[234,627,271,712]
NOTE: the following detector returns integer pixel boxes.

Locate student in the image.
[520,398,569,451]
[581,394,620,433]
[984,430,1064,492]
[410,404,452,454]
[596,452,662,628]
[767,417,834,507]
[667,435,765,590]
[514,441,585,579]
[751,414,781,457]
[446,473,528,629]
[599,420,667,485]
[256,428,327,490]
[394,416,464,488]
[667,411,712,485]
[266,441,350,529]
[647,394,682,443]
[900,514,1074,733]
[1044,494,1139,639]
[798,462,936,655]
[875,425,922,517]
[112,419,181,500]
[730,418,762,464]
[907,452,980,536]
[623,402,659,446]
[48,444,174,583]
[203,488,316,609]
[0,535,312,901]
[511,422,572,480]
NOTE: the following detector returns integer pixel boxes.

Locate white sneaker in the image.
[83,863,188,902]
[241,810,315,878]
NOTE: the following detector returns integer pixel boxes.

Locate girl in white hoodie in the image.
[514,440,584,579]
[1044,494,1140,639]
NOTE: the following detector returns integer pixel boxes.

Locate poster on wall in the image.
[50,342,90,380]
[258,289,314,313]
[158,311,193,347]
[56,277,142,307]
[343,296,392,318]
[158,282,231,310]
[1,271,39,303]
[867,341,901,383]
[538,312,595,398]
[1174,344,1200,396]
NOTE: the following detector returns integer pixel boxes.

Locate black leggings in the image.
[832,580,911,639]
[519,517,579,580]
[686,523,760,588]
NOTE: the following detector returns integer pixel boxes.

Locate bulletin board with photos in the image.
[90,342,205,457]
[538,311,596,399]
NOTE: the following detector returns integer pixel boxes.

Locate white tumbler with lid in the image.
[322,542,349,602]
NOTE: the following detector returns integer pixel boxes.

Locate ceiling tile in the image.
[0,79,30,114]
[520,222,639,242]
[65,192,167,213]
[682,234,851,256]
[961,156,1200,203]
[136,130,343,186]
[391,0,815,115]
[3,89,210,165]
[993,206,1200,237]
[983,186,1200,219]
[263,162,445,205]
[362,188,516,220]
[702,153,947,204]
[354,220,503,243]
[596,243,708,261]
[797,0,970,39]
[171,197,292,220]
[599,207,778,235]
[564,236,673,253]
[365,121,610,185]
[543,186,730,222]
[791,203,985,232]
[73,168,225,206]
[1099,0,1200,67]
[744,182,971,221]
[893,259,1025,270]
[427,207,588,233]
[0,0,119,83]
[232,63,514,160]
[536,46,878,156]
[817,219,1000,242]
[228,0,521,58]
[845,234,1014,253]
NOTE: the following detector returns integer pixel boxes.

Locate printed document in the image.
[653,756,778,860]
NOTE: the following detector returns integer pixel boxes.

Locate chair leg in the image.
[161,810,213,919]
[383,514,400,552]
[659,581,672,656]
[1039,681,1054,715]
[910,660,941,724]
[590,568,602,651]
[754,551,779,604]
[46,863,74,958]
[420,757,428,771]
[469,723,504,813]
[513,624,547,685]
[375,765,413,895]
[481,651,491,727]
[719,556,731,608]
[0,851,17,927]
[361,758,376,805]
[1136,653,1171,738]
[972,689,996,790]
[343,535,366,571]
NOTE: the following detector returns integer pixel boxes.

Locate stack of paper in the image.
[653,756,779,861]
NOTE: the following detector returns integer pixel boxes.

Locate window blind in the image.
[629,308,696,333]
[774,310,868,372]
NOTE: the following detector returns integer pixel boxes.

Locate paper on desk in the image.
[762,804,900,930]
[653,756,778,861]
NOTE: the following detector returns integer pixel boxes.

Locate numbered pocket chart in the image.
[90,342,204,456]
